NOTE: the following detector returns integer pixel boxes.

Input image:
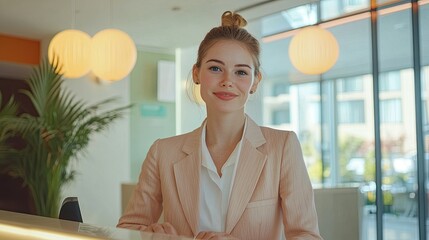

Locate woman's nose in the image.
[220,75,233,87]
[220,81,232,87]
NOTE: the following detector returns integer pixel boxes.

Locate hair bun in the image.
[221,11,247,28]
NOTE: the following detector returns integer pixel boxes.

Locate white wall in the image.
[61,75,131,227]
[40,37,131,227]
[177,46,206,134]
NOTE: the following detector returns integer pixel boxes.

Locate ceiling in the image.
[0,0,310,80]
[0,0,306,50]
[2,0,426,82]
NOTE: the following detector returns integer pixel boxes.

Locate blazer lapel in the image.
[173,127,202,236]
[225,117,267,233]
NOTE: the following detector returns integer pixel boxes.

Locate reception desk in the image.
[0,210,191,240]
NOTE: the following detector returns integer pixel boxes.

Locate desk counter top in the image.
[0,210,191,240]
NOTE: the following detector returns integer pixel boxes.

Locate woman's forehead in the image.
[202,40,254,66]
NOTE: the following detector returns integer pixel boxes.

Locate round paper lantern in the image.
[48,29,92,78]
[91,29,137,81]
[289,26,339,75]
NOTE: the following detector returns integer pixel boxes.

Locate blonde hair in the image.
[221,11,247,28]
[194,11,261,75]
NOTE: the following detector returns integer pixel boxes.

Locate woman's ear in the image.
[192,65,199,84]
[250,72,262,93]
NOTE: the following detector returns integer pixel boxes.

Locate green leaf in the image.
[0,57,132,217]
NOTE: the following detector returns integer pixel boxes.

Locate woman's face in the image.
[193,40,260,114]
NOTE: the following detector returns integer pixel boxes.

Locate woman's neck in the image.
[205,112,246,147]
[204,112,246,176]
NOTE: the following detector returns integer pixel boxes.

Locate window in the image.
[379,71,401,92]
[343,0,369,11]
[256,1,426,238]
[321,0,369,20]
[261,3,317,36]
[423,67,429,125]
[338,100,365,123]
[271,108,290,125]
[380,98,402,123]
[337,76,364,93]
[272,82,289,96]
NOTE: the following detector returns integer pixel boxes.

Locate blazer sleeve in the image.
[117,139,163,230]
[280,131,323,239]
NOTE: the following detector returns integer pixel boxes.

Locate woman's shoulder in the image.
[245,117,299,146]
[255,126,301,151]
[153,128,200,148]
[159,131,193,141]
[259,126,298,139]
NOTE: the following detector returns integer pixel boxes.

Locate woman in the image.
[118,11,322,240]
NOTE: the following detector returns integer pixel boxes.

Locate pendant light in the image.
[91,0,136,81]
[289,25,339,75]
[47,0,136,81]
[48,0,91,78]
[48,30,91,78]
[91,29,137,81]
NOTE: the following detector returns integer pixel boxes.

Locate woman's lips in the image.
[214,91,238,100]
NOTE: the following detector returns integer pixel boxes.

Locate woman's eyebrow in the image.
[206,59,252,69]
[235,64,251,69]
[206,59,224,65]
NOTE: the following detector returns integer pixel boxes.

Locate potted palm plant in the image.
[0,58,130,218]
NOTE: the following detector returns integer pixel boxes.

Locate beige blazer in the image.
[118,117,322,240]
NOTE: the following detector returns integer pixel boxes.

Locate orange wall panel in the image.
[0,34,40,65]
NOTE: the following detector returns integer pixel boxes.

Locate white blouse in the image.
[198,120,246,233]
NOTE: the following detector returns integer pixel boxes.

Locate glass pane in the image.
[380,71,401,92]
[338,99,365,123]
[321,0,370,21]
[380,98,402,123]
[421,0,429,239]
[295,83,323,185]
[256,0,428,239]
[261,3,317,36]
[335,74,374,181]
[261,4,375,237]
[378,4,418,239]
[320,16,375,240]
[262,80,322,184]
[327,73,376,239]
[377,0,404,7]
[337,76,364,93]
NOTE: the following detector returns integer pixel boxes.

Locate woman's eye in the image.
[209,66,221,72]
[236,70,248,76]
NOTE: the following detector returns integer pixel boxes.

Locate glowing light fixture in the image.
[47,0,137,82]
[48,29,92,78]
[289,25,339,75]
[91,29,137,81]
